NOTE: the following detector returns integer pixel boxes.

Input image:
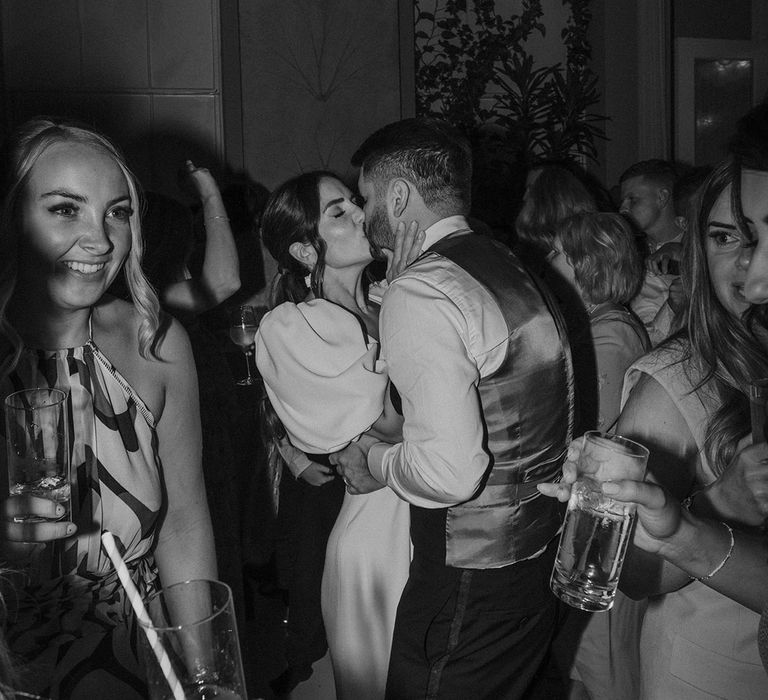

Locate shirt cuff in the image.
[278,447,313,478]
[367,441,391,484]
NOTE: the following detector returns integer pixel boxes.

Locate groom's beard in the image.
[365,203,396,258]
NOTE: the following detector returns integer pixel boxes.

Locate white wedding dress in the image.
[322,487,412,700]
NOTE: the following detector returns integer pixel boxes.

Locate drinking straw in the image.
[101,530,185,700]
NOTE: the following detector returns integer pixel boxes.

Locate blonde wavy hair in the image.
[0,118,160,377]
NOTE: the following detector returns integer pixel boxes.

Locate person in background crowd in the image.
[546,211,650,699]
[619,159,684,345]
[515,164,597,266]
[513,164,598,439]
[549,212,649,433]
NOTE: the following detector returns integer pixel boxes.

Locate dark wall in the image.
[674,0,752,39]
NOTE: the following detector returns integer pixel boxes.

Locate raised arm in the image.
[152,317,217,586]
[160,161,240,316]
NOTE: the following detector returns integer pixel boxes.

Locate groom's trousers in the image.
[385,511,559,700]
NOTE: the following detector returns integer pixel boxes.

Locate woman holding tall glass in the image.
[0,118,216,699]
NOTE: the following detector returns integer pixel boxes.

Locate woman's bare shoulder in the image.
[93,297,193,417]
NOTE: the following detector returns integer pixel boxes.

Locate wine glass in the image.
[229,305,259,386]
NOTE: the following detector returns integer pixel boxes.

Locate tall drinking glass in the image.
[749,378,768,444]
[4,388,71,522]
[139,579,247,700]
[551,431,649,612]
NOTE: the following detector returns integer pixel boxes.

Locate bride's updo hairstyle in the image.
[260,170,339,305]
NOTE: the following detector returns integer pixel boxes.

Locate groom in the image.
[334,117,574,699]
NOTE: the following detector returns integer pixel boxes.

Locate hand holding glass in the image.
[4,388,71,524]
[551,431,649,611]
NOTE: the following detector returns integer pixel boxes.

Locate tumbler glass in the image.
[550,431,649,612]
[4,388,71,522]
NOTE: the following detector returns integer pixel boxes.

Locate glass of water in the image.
[550,431,649,612]
[4,388,71,523]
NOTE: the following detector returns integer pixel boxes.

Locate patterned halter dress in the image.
[1,334,163,699]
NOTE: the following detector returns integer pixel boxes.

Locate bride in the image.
[255,170,421,699]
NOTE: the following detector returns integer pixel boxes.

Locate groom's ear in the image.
[390,179,410,219]
[288,241,317,269]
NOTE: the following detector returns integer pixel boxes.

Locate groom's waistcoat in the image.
[412,232,574,569]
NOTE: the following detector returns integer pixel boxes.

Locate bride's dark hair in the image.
[258,170,342,508]
[260,170,340,305]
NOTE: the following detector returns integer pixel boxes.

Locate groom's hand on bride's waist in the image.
[331,440,385,495]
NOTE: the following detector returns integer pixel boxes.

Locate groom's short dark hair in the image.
[351,117,473,216]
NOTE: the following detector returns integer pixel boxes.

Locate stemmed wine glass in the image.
[230,305,259,386]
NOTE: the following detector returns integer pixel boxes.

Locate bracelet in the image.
[205,215,229,222]
[692,521,734,582]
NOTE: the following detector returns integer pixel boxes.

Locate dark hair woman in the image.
[255,171,418,699]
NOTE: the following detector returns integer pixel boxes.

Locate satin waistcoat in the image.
[429,233,574,568]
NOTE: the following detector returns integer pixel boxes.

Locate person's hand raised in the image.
[184,160,222,203]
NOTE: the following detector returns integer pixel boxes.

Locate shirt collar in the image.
[423,215,471,250]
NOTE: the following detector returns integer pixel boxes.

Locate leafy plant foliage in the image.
[414,0,607,164]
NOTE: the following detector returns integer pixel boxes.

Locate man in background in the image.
[619,159,685,345]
